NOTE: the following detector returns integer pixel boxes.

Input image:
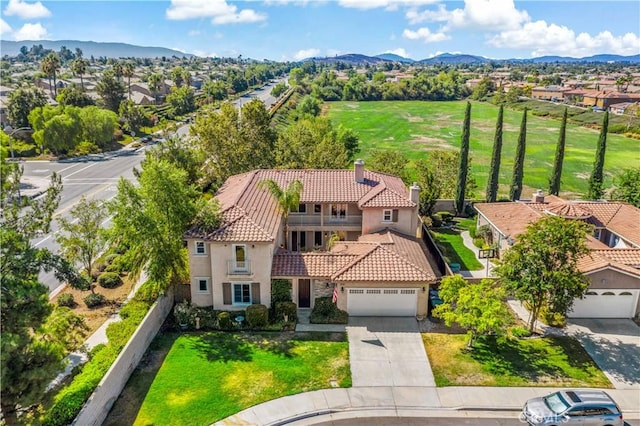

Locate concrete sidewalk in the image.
[459,230,494,279]
[215,386,640,425]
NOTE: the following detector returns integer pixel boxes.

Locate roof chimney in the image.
[354,159,364,183]
[533,189,545,203]
[409,182,420,204]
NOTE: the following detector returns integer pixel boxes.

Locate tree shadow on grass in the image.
[190,332,254,363]
[469,336,567,382]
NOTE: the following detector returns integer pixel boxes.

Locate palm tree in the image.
[148,72,163,105]
[258,179,303,250]
[40,55,54,98]
[123,62,135,100]
[113,61,123,82]
[70,58,88,90]
[47,53,61,97]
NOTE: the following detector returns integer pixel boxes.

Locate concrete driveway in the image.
[566,319,640,390]
[346,317,435,387]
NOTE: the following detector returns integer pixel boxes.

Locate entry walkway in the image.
[458,230,494,279]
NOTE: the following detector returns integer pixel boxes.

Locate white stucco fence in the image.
[72,287,175,426]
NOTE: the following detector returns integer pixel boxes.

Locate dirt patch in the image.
[50,276,135,337]
[405,114,424,122]
[408,135,455,151]
[383,136,395,141]
[574,172,590,180]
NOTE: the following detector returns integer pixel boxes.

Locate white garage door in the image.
[568,290,639,318]
[347,288,417,316]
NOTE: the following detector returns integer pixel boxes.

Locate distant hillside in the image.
[1,40,193,58]
[417,53,488,64]
[375,53,414,63]
[306,53,388,65]
[531,54,640,63]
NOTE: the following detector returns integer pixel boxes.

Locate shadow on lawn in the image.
[469,336,567,382]
[191,333,254,362]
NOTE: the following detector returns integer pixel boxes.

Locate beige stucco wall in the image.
[334,281,430,316]
[362,207,419,236]
[587,269,640,290]
[189,240,274,309]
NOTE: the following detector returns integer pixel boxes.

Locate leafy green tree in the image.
[56,196,108,293]
[471,77,495,100]
[366,149,409,182]
[96,68,126,112]
[415,162,439,216]
[1,164,86,425]
[31,107,82,155]
[6,86,47,128]
[433,276,510,348]
[486,104,504,202]
[79,106,117,150]
[57,84,94,108]
[337,125,360,161]
[146,136,202,186]
[108,158,200,297]
[455,101,471,215]
[509,108,527,201]
[167,85,196,116]
[119,100,150,134]
[202,78,227,103]
[170,66,185,88]
[271,82,287,98]
[258,179,303,250]
[549,108,568,196]
[297,95,321,117]
[610,167,640,207]
[587,111,609,200]
[494,215,591,332]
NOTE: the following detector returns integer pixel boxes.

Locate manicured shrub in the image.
[437,211,454,223]
[511,326,531,338]
[310,297,348,324]
[193,307,217,329]
[119,300,151,322]
[105,253,119,264]
[217,311,232,330]
[83,293,106,308]
[106,319,138,351]
[246,304,268,328]
[275,301,298,322]
[97,272,122,289]
[430,214,442,228]
[57,293,75,307]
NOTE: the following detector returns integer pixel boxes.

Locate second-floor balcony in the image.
[227,260,252,275]
[288,214,362,228]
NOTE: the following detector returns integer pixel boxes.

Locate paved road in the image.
[22,78,287,294]
[312,417,640,426]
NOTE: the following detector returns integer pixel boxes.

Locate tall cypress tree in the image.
[549,108,568,195]
[587,111,609,200]
[486,104,504,202]
[455,101,471,215]
[510,108,528,201]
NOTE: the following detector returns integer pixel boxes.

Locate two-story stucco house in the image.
[475,191,640,319]
[184,161,439,317]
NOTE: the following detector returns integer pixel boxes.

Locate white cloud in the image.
[166,0,266,24]
[402,27,449,43]
[0,18,12,35]
[13,22,47,40]
[293,48,320,60]
[384,47,410,58]
[338,0,438,11]
[3,0,51,19]
[192,49,218,57]
[489,21,640,57]
[406,0,528,31]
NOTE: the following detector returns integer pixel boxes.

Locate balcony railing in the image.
[288,215,362,227]
[227,260,252,275]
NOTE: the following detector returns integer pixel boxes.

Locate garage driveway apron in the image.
[566,318,640,390]
[346,317,435,387]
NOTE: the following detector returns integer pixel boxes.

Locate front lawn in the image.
[109,331,350,426]
[423,333,611,388]
[430,228,483,271]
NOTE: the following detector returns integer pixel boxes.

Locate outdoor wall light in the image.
[341,286,344,293]
[422,287,426,292]
[325,282,330,288]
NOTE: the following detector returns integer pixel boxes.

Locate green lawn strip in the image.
[423,333,611,388]
[325,101,640,198]
[429,229,483,271]
[133,332,350,426]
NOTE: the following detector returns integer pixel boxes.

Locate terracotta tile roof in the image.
[577,249,640,277]
[271,229,436,283]
[186,168,414,241]
[477,198,640,247]
[184,206,273,242]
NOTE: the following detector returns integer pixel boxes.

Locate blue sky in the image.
[1,0,639,60]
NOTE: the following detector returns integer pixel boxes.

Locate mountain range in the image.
[2,39,639,64]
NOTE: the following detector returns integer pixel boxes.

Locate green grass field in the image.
[122,332,349,426]
[326,101,640,198]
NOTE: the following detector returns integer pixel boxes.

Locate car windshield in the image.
[544,393,570,414]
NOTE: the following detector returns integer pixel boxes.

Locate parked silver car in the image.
[520,390,623,425]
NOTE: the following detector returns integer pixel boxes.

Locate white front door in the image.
[347,288,417,316]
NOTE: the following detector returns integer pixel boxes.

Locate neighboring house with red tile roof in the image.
[184,161,438,317]
[475,191,640,318]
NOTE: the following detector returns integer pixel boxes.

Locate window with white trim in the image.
[195,241,206,255]
[382,209,398,222]
[195,277,209,293]
[233,283,251,305]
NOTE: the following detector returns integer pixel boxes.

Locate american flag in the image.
[332,285,338,304]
